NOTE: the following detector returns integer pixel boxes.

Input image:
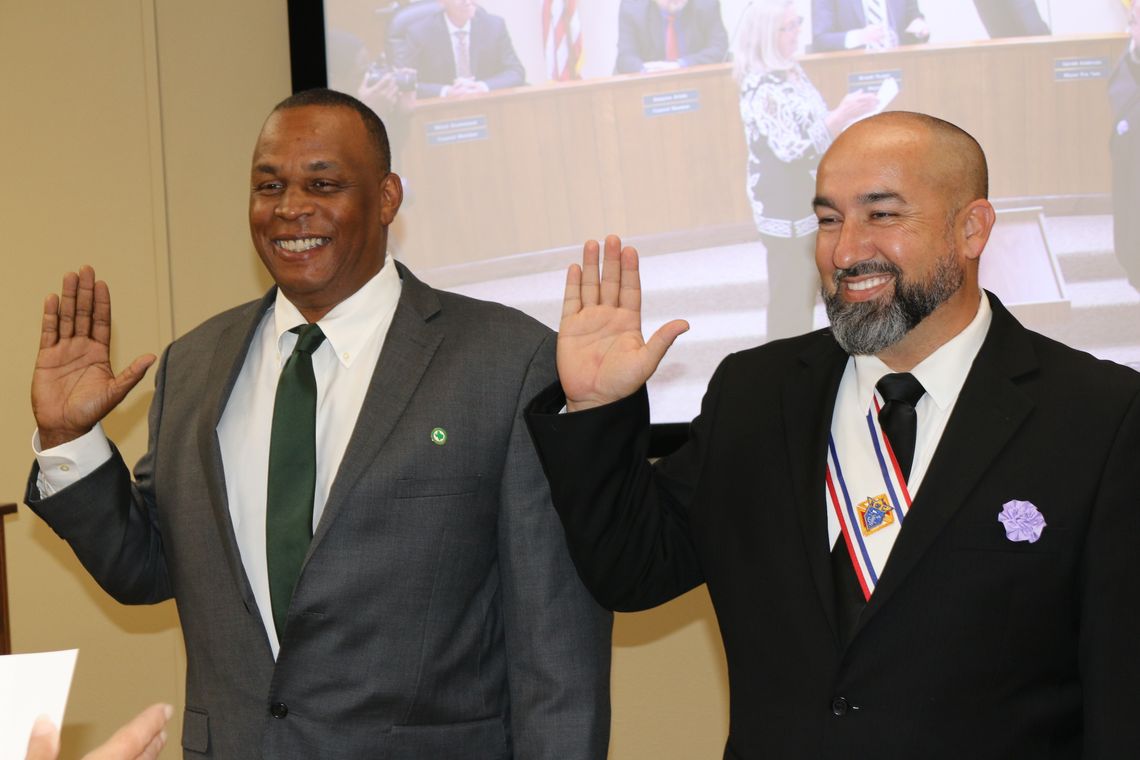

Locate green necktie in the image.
[266,323,326,636]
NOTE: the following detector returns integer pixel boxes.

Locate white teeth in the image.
[275,237,329,253]
[846,275,891,292]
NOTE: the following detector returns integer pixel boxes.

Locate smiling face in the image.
[249,105,402,322]
[812,113,994,368]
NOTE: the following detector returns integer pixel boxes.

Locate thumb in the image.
[25,716,61,760]
[106,353,157,406]
[644,319,690,367]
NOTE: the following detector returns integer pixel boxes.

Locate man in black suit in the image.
[395,0,525,98]
[527,111,1140,758]
[614,0,729,74]
[811,0,929,51]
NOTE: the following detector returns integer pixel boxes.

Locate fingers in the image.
[41,295,60,350]
[73,266,96,340]
[24,716,60,760]
[645,319,690,367]
[91,279,112,347]
[582,235,642,311]
[618,244,642,312]
[57,271,79,340]
[85,703,172,760]
[599,234,623,307]
[579,238,600,307]
[562,263,583,319]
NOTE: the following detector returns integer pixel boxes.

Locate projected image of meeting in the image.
[321,0,1140,423]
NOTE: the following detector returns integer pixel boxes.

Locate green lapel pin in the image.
[430,427,447,446]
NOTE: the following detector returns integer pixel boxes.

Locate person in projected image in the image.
[1109,0,1140,292]
[395,0,525,98]
[971,0,1051,39]
[614,0,730,74]
[733,0,878,340]
[811,0,929,52]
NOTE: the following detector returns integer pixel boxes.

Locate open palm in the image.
[557,236,688,412]
[31,267,155,449]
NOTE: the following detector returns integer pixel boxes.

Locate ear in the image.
[379,171,404,226]
[959,199,995,262]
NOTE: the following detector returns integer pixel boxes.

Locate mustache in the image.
[832,260,901,286]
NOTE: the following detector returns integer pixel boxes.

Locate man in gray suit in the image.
[26,88,610,759]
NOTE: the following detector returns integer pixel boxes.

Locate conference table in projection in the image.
[396,33,1125,270]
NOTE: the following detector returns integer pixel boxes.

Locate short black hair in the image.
[272,88,391,173]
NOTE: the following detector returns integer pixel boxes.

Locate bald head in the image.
[825,111,988,213]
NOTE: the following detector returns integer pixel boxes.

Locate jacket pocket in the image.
[181,706,209,754]
[394,476,481,500]
[386,716,508,760]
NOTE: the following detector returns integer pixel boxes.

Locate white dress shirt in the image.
[442,15,489,95]
[35,256,402,657]
[825,293,992,549]
[844,0,894,49]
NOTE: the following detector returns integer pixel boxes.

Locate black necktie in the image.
[875,372,926,481]
[831,372,925,642]
[266,323,326,636]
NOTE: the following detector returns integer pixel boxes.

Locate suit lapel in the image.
[434,12,457,83]
[782,332,849,640]
[307,263,443,553]
[854,295,1038,634]
[196,291,276,614]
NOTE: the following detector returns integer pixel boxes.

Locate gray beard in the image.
[822,252,964,355]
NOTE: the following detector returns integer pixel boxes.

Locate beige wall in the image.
[0,1,728,757]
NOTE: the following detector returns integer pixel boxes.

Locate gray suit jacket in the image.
[26,262,611,759]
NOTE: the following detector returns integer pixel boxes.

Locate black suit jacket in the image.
[614,0,729,74]
[527,294,1140,759]
[397,7,525,99]
[811,0,924,52]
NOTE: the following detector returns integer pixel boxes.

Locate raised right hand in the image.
[31,266,156,449]
[557,235,688,412]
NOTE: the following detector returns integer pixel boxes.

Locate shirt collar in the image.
[853,292,992,411]
[272,254,402,368]
[445,15,471,35]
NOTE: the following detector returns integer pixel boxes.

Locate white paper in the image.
[875,76,900,111]
[847,77,901,127]
[0,649,78,760]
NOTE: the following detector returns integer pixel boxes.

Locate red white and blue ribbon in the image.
[825,392,913,600]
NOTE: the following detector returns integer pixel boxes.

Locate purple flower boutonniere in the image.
[998,499,1046,544]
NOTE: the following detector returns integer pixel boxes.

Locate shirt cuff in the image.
[33,424,113,497]
[844,29,863,49]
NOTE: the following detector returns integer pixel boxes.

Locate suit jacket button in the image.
[270,702,289,719]
[831,697,850,717]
